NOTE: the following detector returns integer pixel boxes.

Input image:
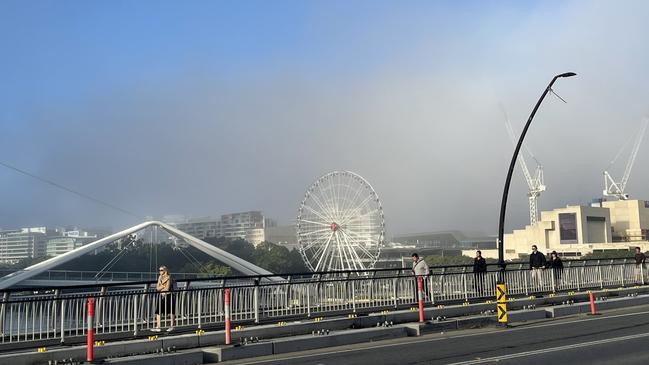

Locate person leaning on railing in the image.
[634,247,646,284]
[529,245,546,287]
[547,251,563,287]
[411,253,430,298]
[152,265,176,332]
[473,250,487,295]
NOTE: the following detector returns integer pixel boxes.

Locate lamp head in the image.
[557,72,577,78]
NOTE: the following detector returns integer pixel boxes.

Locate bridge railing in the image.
[0,258,645,346]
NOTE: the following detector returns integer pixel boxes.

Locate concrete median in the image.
[203,342,273,362]
[272,326,407,354]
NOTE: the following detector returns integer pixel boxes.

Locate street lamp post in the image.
[497,72,577,276]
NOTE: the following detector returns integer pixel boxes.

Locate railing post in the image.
[620,263,625,287]
[576,261,584,291]
[462,267,468,302]
[306,283,311,318]
[197,290,202,329]
[253,279,260,324]
[523,268,529,296]
[429,273,435,304]
[59,298,65,344]
[53,289,60,335]
[96,286,107,329]
[0,292,8,337]
[350,276,356,313]
[440,268,446,300]
[133,294,139,336]
[641,264,646,285]
[392,277,398,309]
[597,260,603,289]
[224,288,231,345]
[551,268,556,293]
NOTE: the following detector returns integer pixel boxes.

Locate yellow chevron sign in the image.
[496,283,507,324]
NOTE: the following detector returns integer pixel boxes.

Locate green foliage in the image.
[0,236,308,277]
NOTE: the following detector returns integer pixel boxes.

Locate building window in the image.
[559,213,578,244]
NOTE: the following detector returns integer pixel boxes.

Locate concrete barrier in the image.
[0,347,86,365]
[105,350,203,365]
[161,333,200,351]
[272,326,406,354]
[545,304,585,317]
[97,338,163,358]
[203,342,273,362]
[456,315,497,328]
[506,309,548,322]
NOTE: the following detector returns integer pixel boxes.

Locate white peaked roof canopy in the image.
[0,221,279,290]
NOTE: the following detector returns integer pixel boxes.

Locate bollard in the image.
[224,288,231,345]
[417,276,424,323]
[589,291,597,315]
[87,297,95,363]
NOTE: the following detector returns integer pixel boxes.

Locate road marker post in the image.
[588,291,599,315]
[417,276,425,323]
[496,283,508,325]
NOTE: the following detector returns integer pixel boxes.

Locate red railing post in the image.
[417,276,424,323]
[87,297,95,362]
[224,288,231,345]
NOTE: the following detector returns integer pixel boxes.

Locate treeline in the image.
[1,237,308,276]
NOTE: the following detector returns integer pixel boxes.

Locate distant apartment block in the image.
[0,227,105,263]
[0,227,49,263]
[46,230,99,257]
[168,211,277,246]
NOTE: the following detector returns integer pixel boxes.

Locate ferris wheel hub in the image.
[330,223,338,231]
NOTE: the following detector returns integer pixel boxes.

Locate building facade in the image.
[0,227,49,263]
[46,230,99,257]
[169,211,274,246]
[496,200,649,260]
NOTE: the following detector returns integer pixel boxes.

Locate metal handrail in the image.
[0,256,638,294]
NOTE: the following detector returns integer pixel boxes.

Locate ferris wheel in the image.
[297,171,385,272]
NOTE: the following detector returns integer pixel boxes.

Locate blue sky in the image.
[1,1,648,234]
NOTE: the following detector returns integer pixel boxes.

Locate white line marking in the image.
[446,332,649,364]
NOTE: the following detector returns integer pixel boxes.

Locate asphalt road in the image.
[220,305,649,365]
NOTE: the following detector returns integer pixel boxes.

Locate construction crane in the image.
[603,118,648,200]
[503,108,546,225]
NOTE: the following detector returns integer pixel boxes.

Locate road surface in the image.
[220,305,649,365]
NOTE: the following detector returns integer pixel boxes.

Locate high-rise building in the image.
[0,227,49,263]
[221,211,266,245]
[167,211,272,246]
[46,230,99,257]
[174,217,222,240]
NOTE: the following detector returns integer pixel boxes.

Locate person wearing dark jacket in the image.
[547,251,563,288]
[529,245,546,287]
[473,250,487,294]
[634,247,646,284]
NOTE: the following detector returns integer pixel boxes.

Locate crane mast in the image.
[603,118,648,200]
[503,109,546,225]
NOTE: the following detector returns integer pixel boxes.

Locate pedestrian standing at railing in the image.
[152,265,175,332]
[411,253,430,298]
[529,245,546,288]
[547,251,563,288]
[473,250,487,295]
[634,247,646,284]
